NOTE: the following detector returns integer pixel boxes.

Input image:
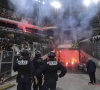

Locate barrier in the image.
[1,51,13,62]
[80,50,100,83]
[0,50,13,80]
[0,50,13,76]
[79,42,100,60]
[80,50,99,67]
[0,42,53,81]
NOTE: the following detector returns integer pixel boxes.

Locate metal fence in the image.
[1,51,13,62]
[0,42,53,80]
[78,42,100,60]
[0,50,13,79]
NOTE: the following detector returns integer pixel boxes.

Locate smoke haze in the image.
[8,0,100,40]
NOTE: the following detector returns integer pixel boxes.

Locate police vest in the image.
[17,57,30,75]
[33,57,43,70]
[45,59,58,78]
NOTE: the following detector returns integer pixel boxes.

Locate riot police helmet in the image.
[35,51,41,57]
[48,51,56,57]
[20,49,29,56]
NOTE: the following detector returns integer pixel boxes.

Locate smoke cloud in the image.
[9,0,35,17]
[8,0,100,41]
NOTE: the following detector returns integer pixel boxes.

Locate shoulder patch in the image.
[17,59,28,65]
[47,61,57,65]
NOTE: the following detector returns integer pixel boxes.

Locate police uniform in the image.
[37,51,67,90]
[13,50,36,90]
[33,51,43,90]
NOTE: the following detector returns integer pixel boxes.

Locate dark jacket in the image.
[13,56,36,76]
[86,60,96,72]
[37,58,67,81]
[33,57,43,76]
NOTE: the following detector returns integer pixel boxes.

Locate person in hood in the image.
[86,58,96,84]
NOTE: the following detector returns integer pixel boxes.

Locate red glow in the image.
[0,17,56,31]
[18,20,39,32]
[56,49,79,64]
[53,50,55,52]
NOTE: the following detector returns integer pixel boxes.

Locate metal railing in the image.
[0,42,53,81]
[0,50,13,80]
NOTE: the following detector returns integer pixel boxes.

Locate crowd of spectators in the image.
[0,7,36,25]
[0,36,16,52]
[0,6,54,53]
[0,33,53,53]
[0,7,55,27]
[0,36,31,52]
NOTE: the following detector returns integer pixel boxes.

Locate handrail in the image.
[80,49,100,68]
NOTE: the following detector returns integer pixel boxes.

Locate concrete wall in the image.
[80,50,100,83]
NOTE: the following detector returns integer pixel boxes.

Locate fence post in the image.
[0,51,3,73]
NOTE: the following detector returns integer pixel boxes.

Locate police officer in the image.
[13,50,38,90]
[37,51,67,90]
[33,51,43,90]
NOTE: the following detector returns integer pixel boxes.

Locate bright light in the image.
[83,0,91,7]
[51,1,61,9]
[66,62,68,65]
[42,1,45,4]
[93,0,99,3]
[71,61,74,65]
[71,58,76,62]
[39,1,40,2]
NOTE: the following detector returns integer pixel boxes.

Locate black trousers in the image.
[89,72,96,83]
[42,79,57,90]
[17,77,31,90]
[33,76,42,90]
